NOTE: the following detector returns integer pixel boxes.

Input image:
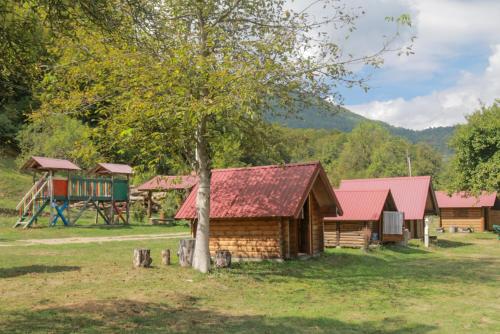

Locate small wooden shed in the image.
[324,189,403,247]
[435,191,499,232]
[175,162,341,260]
[338,176,438,239]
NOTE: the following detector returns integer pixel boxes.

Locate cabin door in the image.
[298,197,310,254]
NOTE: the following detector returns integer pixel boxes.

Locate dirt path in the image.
[0,232,190,246]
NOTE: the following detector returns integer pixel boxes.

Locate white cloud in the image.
[348,44,500,130]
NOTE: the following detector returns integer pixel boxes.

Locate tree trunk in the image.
[161,249,171,265]
[133,248,152,268]
[178,238,196,267]
[215,250,231,268]
[192,117,211,273]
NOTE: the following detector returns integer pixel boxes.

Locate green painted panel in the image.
[113,179,129,201]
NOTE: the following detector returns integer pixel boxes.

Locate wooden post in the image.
[110,175,115,224]
[161,249,171,265]
[49,171,54,225]
[126,175,130,224]
[95,201,99,224]
[147,191,152,218]
[66,170,71,225]
[178,238,196,267]
[133,249,152,268]
[336,222,340,247]
[215,250,231,268]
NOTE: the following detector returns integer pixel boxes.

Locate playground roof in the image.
[325,189,397,222]
[138,175,198,192]
[90,163,133,175]
[339,176,437,220]
[176,162,340,220]
[435,191,497,208]
[21,156,81,171]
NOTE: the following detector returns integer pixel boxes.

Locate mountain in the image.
[270,105,455,155]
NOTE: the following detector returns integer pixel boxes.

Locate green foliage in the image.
[131,201,146,223]
[161,191,184,218]
[0,1,50,148]
[281,122,443,186]
[271,106,455,156]
[16,113,100,169]
[447,101,500,193]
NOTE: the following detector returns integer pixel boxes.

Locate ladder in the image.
[13,173,50,229]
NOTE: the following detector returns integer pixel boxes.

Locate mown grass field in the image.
[0,229,498,333]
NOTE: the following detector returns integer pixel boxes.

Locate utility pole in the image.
[406,149,412,177]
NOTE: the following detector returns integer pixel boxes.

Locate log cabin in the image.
[435,191,499,232]
[175,162,341,260]
[324,189,404,247]
[338,176,439,239]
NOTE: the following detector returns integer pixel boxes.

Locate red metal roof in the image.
[138,175,198,191]
[435,191,497,208]
[176,162,338,219]
[21,156,81,171]
[325,189,395,221]
[339,176,435,220]
[91,163,133,175]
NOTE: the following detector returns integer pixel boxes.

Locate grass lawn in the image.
[0,232,498,333]
[0,156,32,209]
[0,214,190,242]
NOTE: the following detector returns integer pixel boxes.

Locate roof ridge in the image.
[341,175,431,182]
[211,161,320,172]
[334,189,390,192]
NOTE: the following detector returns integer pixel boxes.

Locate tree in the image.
[16,113,100,168]
[448,101,500,193]
[27,1,412,273]
[0,1,50,148]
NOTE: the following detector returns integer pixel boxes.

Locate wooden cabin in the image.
[435,191,499,232]
[338,176,438,239]
[175,162,341,260]
[324,189,403,247]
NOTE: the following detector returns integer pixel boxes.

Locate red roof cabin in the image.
[436,191,499,232]
[338,176,439,239]
[324,189,403,248]
[175,162,341,260]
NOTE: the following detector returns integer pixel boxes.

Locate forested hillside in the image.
[270,105,455,155]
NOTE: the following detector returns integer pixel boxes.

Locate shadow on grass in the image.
[227,251,499,287]
[436,239,473,248]
[0,265,80,278]
[0,299,438,334]
[383,245,429,254]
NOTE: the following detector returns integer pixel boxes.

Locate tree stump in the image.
[215,250,231,268]
[133,248,152,268]
[161,249,171,265]
[178,239,195,267]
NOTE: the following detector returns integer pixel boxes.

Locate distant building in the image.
[435,191,499,232]
[337,176,439,239]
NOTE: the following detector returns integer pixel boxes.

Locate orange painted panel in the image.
[53,179,68,197]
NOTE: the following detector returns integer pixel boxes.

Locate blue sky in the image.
[292,0,500,130]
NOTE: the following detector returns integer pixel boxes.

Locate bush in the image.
[131,201,146,223]
[161,191,183,218]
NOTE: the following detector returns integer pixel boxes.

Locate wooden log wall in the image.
[208,219,282,259]
[487,208,500,231]
[324,221,368,248]
[440,208,484,232]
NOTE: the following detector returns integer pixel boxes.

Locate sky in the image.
[293,0,500,130]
